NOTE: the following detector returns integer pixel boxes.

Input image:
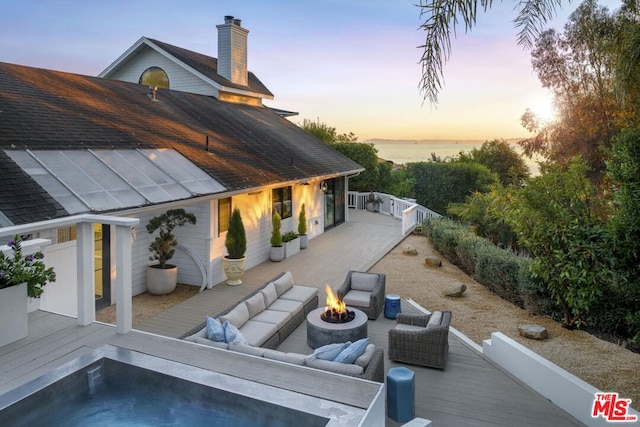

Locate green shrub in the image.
[271,212,282,247]
[282,231,298,242]
[225,208,246,259]
[297,204,307,235]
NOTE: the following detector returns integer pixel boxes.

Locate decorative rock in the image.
[424,257,442,267]
[443,284,466,297]
[518,324,549,340]
[403,245,418,255]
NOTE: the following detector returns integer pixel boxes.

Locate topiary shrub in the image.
[271,212,283,247]
[225,208,246,259]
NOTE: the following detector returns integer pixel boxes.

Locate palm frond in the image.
[514,0,567,50]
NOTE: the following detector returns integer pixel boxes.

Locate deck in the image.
[0,210,583,426]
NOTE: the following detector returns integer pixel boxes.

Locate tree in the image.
[521,0,640,180]
[417,0,567,104]
[458,139,530,186]
[330,141,380,191]
[606,127,640,347]
[300,119,357,144]
[504,159,612,328]
[406,161,498,215]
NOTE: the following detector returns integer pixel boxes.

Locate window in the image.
[272,186,292,219]
[218,197,231,235]
[139,67,169,89]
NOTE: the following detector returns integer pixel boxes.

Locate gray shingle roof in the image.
[0,62,363,223]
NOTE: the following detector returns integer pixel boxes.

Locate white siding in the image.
[109,47,218,96]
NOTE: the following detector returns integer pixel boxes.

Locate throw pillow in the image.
[223,320,248,345]
[205,316,225,342]
[333,338,369,364]
[306,342,351,361]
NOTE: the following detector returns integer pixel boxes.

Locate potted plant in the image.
[0,235,56,346]
[298,203,308,249]
[366,192,382,212]
[146,208,196,295]
[270,212,284,262]
[223,207,247,285]
[282,231,300,258]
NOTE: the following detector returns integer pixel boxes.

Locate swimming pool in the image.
[0,346,366,426]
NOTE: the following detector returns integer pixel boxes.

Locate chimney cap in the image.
[224,15,234,24]
[233,18,242,26]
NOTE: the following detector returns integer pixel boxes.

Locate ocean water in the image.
[368,139,540,176]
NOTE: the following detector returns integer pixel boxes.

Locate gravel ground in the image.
[371,234,640,410]
[97,233,640,409]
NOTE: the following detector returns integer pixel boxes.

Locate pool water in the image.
[0,347,333,426]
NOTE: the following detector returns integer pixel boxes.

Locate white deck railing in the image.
[0,215,139,335]
[347,191,442,235]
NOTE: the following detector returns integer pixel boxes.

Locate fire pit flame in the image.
[322,285,355,323]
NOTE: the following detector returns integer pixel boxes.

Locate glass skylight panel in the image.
[141,149,225,195]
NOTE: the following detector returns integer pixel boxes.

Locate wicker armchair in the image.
[388,310,452,369]
[336,270,386,320]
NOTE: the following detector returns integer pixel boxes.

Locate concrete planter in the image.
[0,283,28,347]
[223,257,246,286]
[146,265,178,295]
[270,246,284,262]
[283,237,300,258]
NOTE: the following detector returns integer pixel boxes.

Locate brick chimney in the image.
[216,16,249,86]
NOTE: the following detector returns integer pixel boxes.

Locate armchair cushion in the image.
[350,272,379,292]
[343,290,371,308]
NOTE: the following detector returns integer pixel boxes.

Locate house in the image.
[0,16,364,316]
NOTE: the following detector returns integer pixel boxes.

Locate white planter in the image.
[299,235,308,249]
[284,237,300,258]
[223,257,246,285]
[146,265,178,295]
[0,283,28,347]
[270,246,284,262]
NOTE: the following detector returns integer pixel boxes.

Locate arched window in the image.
[139,67,169,89]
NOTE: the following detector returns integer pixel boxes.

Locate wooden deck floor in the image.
[0,210,584,426]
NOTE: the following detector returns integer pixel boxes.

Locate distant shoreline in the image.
[364,138,526,145]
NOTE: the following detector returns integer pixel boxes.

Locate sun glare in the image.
[530,95,557,124]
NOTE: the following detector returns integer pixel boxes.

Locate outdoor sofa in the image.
[181,271,385,382]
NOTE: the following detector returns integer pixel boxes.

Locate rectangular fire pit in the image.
[306,307,368,349]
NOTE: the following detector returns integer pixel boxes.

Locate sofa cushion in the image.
[343,290,371,308]
[251,309,292,330]
[354,344,376,368]
[220,303,250,329]
[350,272,378,292]
[272,271,294,296]
[280,285,318,306]
[262,349,306,366]
[223,320,248,345]
[307,342,351,361]
[305,358,364,376]
[267,298,303,317]
[427,311,443,328]
[240,320,278,347]
[334,338,369,364]
[261,283,278,307]
[245,292,266,318]
[205,316,225,342]
[229,343,266,357]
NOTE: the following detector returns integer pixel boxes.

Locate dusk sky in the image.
[0,0,623,141]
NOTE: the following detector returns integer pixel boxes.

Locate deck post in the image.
[115,225,133,334]
[76,222,94,326]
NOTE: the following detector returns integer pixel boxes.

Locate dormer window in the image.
[139,67,169,89]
